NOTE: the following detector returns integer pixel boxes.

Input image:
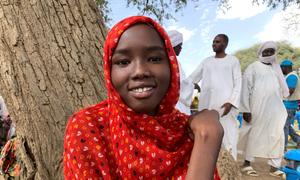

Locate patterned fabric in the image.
[64,16,220,180]
[0,138,20,177]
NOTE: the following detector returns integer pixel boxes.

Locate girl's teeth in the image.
[133,87,152,92]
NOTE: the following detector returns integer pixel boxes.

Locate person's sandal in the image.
[241,166,259,177]
[269,169,285,178]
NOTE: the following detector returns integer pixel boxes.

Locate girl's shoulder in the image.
[74,100,109,118]
[65,100,109,132]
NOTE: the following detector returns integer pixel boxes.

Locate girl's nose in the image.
[131,59,151,80]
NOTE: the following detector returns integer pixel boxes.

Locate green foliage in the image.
[234,41,300,71]
[235,44,260,72]
[95,0,111,23]
[253,0,300,9]
[95,0,300,24]
[125,0,189,23]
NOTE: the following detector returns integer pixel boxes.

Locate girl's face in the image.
[111,24,171,115]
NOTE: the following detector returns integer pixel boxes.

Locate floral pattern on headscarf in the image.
[64,16,220,180]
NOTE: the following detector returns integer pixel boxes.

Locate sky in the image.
[107,0,300,76]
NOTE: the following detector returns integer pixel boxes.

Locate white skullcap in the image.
[168,30,183,47]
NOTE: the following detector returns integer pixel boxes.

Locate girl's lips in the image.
[129,87,155,99]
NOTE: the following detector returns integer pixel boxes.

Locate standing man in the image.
[239,41,287,177]
[168,30,194,115]
[280,59,300,149]
[188,34,242,160]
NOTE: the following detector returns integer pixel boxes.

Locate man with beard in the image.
[188,34,242,160]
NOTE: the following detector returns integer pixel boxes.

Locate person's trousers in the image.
[284,108,300,147]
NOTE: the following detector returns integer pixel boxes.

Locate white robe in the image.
[0,96,8,119]
[188,55,242,159]
[175,62,194,115]
[239,61,287,159]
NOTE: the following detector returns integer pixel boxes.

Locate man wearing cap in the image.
[188,34,242,160]
[280,59,300,149]
[168,30,194,115]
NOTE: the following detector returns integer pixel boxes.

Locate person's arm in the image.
[178,63,195,107]
[290,88,296,95]
[186,110,223,180]
[240,64,254,123]
[222,58,242,116]
[187,60,205,84]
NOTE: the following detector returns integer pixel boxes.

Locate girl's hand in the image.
[189,109,223,138]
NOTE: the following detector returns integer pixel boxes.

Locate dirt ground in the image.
[237,155,285,180]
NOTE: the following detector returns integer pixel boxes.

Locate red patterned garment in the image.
[63,16,220,180]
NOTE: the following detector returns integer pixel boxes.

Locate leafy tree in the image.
[253,0,300,9]
[95,0,300,23]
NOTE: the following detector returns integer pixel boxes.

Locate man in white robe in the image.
[168,30,194,115]
[188,34,242,160]
[239,41,287,177]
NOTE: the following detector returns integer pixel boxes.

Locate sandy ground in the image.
[238,156,285,180]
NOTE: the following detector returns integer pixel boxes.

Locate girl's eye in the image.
[148,57,162,63]
[114,59,130,66]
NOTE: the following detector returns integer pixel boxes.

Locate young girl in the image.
[64,16,223,179]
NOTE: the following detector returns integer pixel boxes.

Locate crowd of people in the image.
[62,15,300,179]
[175,28,300,177]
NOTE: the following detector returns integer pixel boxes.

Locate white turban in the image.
[258,41,289,98]
[258,41,277,64]
[168,30,183,47]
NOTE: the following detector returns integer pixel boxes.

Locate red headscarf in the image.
[64,16,220,179]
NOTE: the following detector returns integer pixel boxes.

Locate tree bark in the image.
[0,0,106,179]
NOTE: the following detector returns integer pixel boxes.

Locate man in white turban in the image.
[168,30,194,115]
[239,41,287,177]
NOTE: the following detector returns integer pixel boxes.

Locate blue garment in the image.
[283,74,299,109]
[284,109,300,147]
[236,113,243,128]
[294,111,300,130]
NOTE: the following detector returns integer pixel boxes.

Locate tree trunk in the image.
[0,0,106,179]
